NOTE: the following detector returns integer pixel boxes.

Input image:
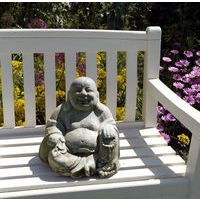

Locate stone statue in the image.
[39,77,120,178]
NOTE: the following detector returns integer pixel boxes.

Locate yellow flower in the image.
[116,107,125,121]
[177,133,190,146]
[97,68,106,78]
[117,75,125,84]
[56,90,65,99]
[12,60,22,69]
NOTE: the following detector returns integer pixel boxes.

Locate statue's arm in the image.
[98,103,119,141]
[39,104,65,163]
[45,104,66,136]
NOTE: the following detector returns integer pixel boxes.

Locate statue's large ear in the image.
[62,90,72,112]
[96,91,100,100]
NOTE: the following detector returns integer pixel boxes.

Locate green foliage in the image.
[150,2,200,51]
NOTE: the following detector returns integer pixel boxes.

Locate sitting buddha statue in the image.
[39,77,120,178]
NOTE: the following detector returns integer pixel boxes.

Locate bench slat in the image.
[44,53,56,121]
[0,145,176,166]
[0,154,185,174]
[0,128,161,143]
[0,165,186,193]
[0,136,166,148]
[86,51,97,82]
[120,146,175,158]
[0,136,167,157]
[125,51,137,121]
[106,51,117,119]
[23,53,36,127]
[0,54,15,128]
[65,52,76,96]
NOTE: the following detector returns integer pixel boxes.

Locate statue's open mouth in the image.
[77,98,91,106]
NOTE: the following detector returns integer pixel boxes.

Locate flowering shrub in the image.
[158,49,200,160]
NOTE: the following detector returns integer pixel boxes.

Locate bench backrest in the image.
[0,27,161,130]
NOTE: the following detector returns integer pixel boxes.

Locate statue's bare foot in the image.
[97,162,119,178]
[98,169,117,178]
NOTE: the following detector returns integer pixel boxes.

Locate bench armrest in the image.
[148,78,200,198]
[148,78,200,140]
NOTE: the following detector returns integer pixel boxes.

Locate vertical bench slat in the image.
[65,52,76,97]
[23,54,36,127]
[125,51,138,122]
[86,52,97,83]
[0,54,15,128]
[106,51,117,119]
[44,53,56,121]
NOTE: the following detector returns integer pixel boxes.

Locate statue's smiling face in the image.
[69,77,99,111]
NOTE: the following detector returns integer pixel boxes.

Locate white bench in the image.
[0,27,200,198]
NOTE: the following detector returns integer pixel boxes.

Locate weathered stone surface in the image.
[39,77,120,178]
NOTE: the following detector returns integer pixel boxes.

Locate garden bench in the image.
[0,26,200,198]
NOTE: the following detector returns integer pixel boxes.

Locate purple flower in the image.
[159,66,164,71]
[162,57,172,62]
[190,66,200,77]
[183,88,194,95]
[183,96,196,105]
[181,74,190,83]
[157,105,165,115]
[191,84,200,92]
[28,18,48,28]
[183,50,193,58]
[157,124,165,132]
[170,50,179,55]
[195,59,200,66]
[168,66,179,72]
[178,59,190,67]
[160,132,171,143]
[195,93,200,103]
[35,70,44,86]
[173,74,182,81]
[161,113,176,122]
[196,51,200,56]
[55,53,65,66]
[175,61,183,67]
[173,82,185,89]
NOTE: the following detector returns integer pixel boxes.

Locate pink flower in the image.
[161,113,176,122]
[175,59,190,67]
[195,59,200,66]
[160,132,171,143]
[157,105,165,115]
[159,66,164,71]
[181,75,191,83]
[173,82,184,89]
[170,50,179,55]
[172,74,182,81]
[183,96,195,105]
[168,66,179,72]
[162,57,172,62]
[196,51,200,56]
[183,50,193,58]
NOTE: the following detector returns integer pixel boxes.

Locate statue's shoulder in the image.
[95,102,113,118]
[50,101,72,120]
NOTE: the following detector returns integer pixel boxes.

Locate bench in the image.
[0,27,200,198]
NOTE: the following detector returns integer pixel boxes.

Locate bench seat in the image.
[0,122,188,198]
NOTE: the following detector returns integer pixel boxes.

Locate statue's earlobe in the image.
[96,91,100,100]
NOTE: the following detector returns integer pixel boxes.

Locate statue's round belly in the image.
[65,128,98,154]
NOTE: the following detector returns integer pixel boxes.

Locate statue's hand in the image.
[47,133,67,154]
[100,125,117,148]
[84,154,96,177]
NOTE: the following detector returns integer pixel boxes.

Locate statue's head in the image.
[69,77,99,112]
